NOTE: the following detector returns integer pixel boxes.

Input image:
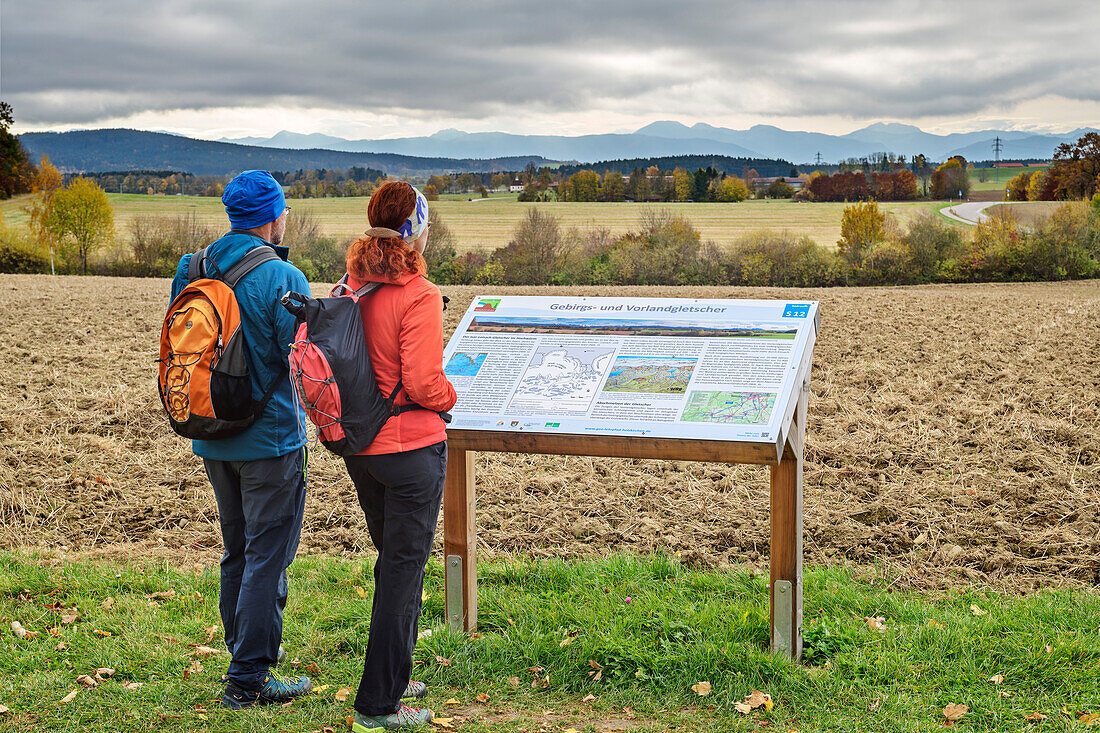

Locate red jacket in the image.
[345,270,457,455]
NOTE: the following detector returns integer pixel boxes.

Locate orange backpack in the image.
[158,246,282,440]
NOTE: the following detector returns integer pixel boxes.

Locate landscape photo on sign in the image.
[444,352,488,377]
[602,356,698,394]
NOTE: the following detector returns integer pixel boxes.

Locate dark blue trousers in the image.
[344,441,446,716]
[203,447,307,691]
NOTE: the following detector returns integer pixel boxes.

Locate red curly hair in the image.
[346,181,426,281]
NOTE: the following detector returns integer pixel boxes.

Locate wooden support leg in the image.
[443,446,477,632]
[770,453,802,660]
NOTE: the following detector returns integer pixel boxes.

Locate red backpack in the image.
[280,275,450,456]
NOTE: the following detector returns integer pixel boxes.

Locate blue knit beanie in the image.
[222,170,286,230]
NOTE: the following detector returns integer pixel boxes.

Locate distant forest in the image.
[556,154,795,179]
[17,129,553,177]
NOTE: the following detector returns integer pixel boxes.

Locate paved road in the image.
[940,201,1001,225]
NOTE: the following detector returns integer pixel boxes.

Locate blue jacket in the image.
[171,231,310,461]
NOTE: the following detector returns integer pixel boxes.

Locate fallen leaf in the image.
[591,670,602,682]
[559,636,573,647]
[76,674,98,688]
[194,703,208,714]
[192,645,221,657]
[969,604,987,617]
[864,616,887,632]
[144,590,176,601]
[55,641,67,651]
[312,685,330,694]
[188,660,203,674]
[0,705,8,714]
[692,681,711,696]
[943,703,969,721]
[121,682,143,690]
[1045,644,1053,653]
[94,475,113,485]
[95,667,115,681]
[433,718,454,729]
[204,624,219,643]
[60,690,79,704]
[582,694,597,703]
[1024,712,1046,721]
[334,687,352,702]
[417,629,433,640]
[989,674,1004,684]
[101,597,115,610]
[422,589,429,602]
[927,620,946,629]
[92,629,112,637]
[475,693,490,703]
[435,656,452,667]
[869,698,881,711]
[564,729,579,733]
[355,586,367,599]
[507,676,520,687]
[735,702,752,714]
[1081,713,1100,726]
[10,621,38,639]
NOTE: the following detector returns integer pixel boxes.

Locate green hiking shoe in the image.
[258,669,312,703]
[352,705,433,730]
[402,680,427,700]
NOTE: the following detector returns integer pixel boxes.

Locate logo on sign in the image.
[474,299,501,312]
[782,303,811,318]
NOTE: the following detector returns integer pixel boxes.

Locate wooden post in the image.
[443,446,477,632]
[769,373,808,661]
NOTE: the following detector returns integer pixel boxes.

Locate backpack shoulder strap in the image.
[331,273,382,299]
[221,246,281,288]
[187,247,208,282]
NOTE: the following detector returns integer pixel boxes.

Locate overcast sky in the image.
[4,0,1099,139]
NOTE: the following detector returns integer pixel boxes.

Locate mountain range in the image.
[220,121,1098,164]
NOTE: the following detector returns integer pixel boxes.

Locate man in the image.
[171,170,312,709]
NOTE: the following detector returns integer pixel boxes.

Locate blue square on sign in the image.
[783,303,810,318]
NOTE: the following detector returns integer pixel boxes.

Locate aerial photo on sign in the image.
[443,296,818,443]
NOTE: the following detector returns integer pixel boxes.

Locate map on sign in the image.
[442,296,818,444]
[508,346,615,413]
[681,391,776,424]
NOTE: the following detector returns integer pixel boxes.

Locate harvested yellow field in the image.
[2,194,947,253]
[1,275,1097,589]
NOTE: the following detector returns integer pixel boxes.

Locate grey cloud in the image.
[3,0,1099,125]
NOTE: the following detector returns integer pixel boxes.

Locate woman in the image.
[342,181,457,730]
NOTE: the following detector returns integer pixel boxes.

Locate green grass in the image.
[1,552,1098,732]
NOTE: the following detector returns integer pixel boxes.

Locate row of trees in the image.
[1006,133,1100,201]
[418,198,1100,288]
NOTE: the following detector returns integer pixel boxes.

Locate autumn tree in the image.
[838,201,886,265]
[1046,132,1100,199]
[46,177,115,274]
[1026,170,1048,201]
[493,208,563,284]
[627,168,650,201]
[930,159,970,199]
[715,175,749,202]
[1005,171,1033,201]
[672,167,692,201]
[563,170,600,202]
[25,155,63,273]
[599,170,625,202]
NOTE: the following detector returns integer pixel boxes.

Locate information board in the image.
[443,296,819,444]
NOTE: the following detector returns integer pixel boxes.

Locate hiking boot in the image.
[352,705,433,730]
[258,670,312,703]
[222,680,260,709]
[402,681,427,700]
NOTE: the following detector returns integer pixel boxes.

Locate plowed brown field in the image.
[1,275,1097,589]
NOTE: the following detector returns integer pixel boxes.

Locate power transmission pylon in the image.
[814,151,822,167]
[992,136,1003,180]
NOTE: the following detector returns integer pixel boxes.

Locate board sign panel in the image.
[443,296,818,444]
